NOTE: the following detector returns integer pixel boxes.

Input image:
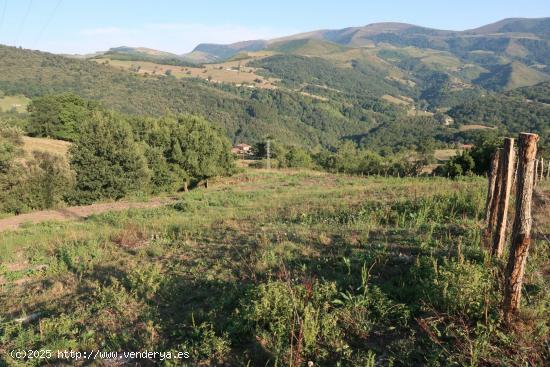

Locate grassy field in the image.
[21,136,71,159]
[0,169,549,366]
[0,95,30,113]
[458,124,495,132]
[93,57,278,88]
[434,148,461,162]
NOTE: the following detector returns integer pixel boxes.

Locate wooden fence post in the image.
[547,160,550,180]
[491,138,515,258]
[540,157,544,181]
[484,150,500,224]
[484,149,502,247]
[503,132,538,324]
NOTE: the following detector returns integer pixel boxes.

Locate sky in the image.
[0,0,548,55]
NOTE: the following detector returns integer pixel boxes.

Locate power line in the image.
[15,0,33,47]
[0,0,7,33]
[33,0,62,48]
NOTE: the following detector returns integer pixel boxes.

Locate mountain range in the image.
[187,17,550,62]
[86,17,550,94]
[1,17,549,149]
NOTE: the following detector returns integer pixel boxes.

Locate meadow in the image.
[1,169,548,366]
[0,95,30,113]
[20,137,71,160]
[92,56,278,88]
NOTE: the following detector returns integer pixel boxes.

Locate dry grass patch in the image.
[93,57,279,88]
[434,149,461,161]
[21,136,71,158]
[0,94,30,112]
[458,124,495,132]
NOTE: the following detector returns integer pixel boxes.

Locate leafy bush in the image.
[412,258,497,320]
[24,151,75,209]
[436,150,476,178]
[0,121,74,213]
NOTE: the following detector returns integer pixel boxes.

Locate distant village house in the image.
[231,143,253,156]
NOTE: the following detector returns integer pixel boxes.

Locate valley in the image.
[0,10,550,366]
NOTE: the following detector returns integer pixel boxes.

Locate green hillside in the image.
[95,46,196,67]
[189,18,550,65]
[72,19,550,120]
[508,80,550,103]
[0,45,404,148]
[448,94,550,141]
[475,62,550,91]
[180,18,550,96]
[249,54,409,98]
[2,17,550,152]
[268,38,349,55]
[468,17,550,37]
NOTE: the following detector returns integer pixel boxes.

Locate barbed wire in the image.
[0,0,7,33]
[14,0,33,46]
[33,0,62,48]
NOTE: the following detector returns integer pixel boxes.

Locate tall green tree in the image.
[469,134,502,175]
[27,93,100,141]
[69,111,150,203]
[169,115,235,187]
[333,141,361,173]
[285,146,312,168]
[0,120,23,173]
[0,120,26,213]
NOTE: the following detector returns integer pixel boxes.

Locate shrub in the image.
[412,257,497,321]
[285,146,313,168]
[25,151,75,209]
[436,150,476,178]
[243,280,345,365]
[0,121,74,213]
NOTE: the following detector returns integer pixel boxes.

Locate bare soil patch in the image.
[0,197,176,232]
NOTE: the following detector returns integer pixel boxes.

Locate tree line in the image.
[253,140,432,177]
[0,94,234,214]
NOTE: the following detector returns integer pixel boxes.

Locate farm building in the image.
[232,143,253,155]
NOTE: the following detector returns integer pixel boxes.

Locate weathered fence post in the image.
[503,133,538,324]
[547,160,550,180]
[484,150,500,224]
[491,138,515,258]
[484,149,502,247]
[540,158,544,181]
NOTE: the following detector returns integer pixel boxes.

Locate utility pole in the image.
[266,139,271,170]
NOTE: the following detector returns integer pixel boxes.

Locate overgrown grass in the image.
[0,169,549,366]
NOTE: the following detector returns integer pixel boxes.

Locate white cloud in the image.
[56,22,296,54]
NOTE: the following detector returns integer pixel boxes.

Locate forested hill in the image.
[2,37,550,151]
[0,45,404,147]
[508,80,550,104]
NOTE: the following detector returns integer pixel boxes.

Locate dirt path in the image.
[0,197,178,232]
